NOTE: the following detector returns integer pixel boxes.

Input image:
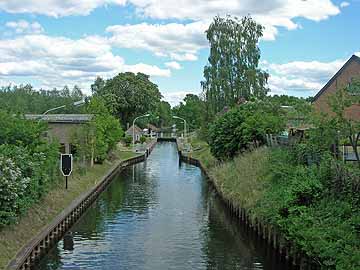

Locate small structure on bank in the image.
[313,54,360,119]
[25,114,93,154]
[125,125,143,142]
[146,123,160,138]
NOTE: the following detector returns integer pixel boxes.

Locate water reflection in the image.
[35,142,296,270]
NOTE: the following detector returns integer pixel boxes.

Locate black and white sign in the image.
[60,154,73,177]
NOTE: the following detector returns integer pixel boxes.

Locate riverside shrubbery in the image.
[0,112,58,226]
[208,100,285,160]
[255,147,359,269]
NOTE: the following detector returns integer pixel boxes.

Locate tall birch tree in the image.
[201,15,269,118]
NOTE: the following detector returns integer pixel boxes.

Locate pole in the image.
[132,114,150,146]
[184,119,187,143]
[65,176,68,189]
[132,118,136,146]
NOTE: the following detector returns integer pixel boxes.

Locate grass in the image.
[188,136,217,170]
[210,147,270,210]
[0,148,139,270]
[188,136,270,210]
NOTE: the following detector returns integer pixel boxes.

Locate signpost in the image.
[60,154,73,189]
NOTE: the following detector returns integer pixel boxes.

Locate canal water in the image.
[36,142,296,270]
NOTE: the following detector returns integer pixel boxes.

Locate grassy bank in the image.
[188,137,359,270]
[0,147,139,269]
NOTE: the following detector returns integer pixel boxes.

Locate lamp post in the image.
[173,116,187,141]
[42,99,86,115]
[132,113,150,146]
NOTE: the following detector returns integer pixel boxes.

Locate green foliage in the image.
[172,94,205,131]
[254,148,359,270]
[140,136,146,144]
[0,84,85,114]
[154,100,172,127]
[208,101,285,159]
[201,15,269,117]
[92,73,162,127]
[0,112,58,227]
[73,97,123,163]
[326,82,360,166]
[124,135,132,146]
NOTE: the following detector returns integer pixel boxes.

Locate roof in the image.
[126,125,142,134]
[25,114,93,123]
[313,55,360,102]
[147,123,160,131]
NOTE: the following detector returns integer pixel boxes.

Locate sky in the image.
[0,0,359,106]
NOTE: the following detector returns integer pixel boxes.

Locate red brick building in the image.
[313,55,360,120]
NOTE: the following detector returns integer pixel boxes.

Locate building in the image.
[125,125,143,142]
[25,114,93,154]
[146,123,160,138]
[313,54,360,120]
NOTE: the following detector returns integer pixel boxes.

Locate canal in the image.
[36,142,296,270]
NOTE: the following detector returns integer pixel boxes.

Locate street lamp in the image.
[132,113,150,146]
[173,116,187,141]
[42,99,86,115]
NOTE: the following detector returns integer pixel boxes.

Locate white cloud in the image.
[104,1,342,60]
[130,0,340,38]
[125,63,170,77]
[0,0,127,17]
[1,1,343,62]
[165,61,182,70]
[163,90,200,107]
[107,21,208,61]
[264,58,345,95]
[0,34,171,93]
[5,20,44,34]
[340,2,350,8]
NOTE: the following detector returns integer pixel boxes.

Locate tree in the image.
[172,94,205,130]
[0,84,86,114]
[91,76,105,94]
[154,100,172,127]
[93,72,163,127]
[208,101,285,159]
[71,85,84,100]
[201,15,269,118]
[73,97,124,164]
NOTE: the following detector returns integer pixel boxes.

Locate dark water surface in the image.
[36,142,295,270]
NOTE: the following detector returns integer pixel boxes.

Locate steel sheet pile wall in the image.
[178,151,315,270]
[7,141,157,270]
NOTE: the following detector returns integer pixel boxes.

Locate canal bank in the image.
[180,137,360,270]
[178,145,313,270]
[33,141,295,270]
[4,140,157,270]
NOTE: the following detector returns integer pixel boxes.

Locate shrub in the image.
[0,156,30,226]
[208,101,285,159]
[124,135,132,146]
[140,136,146,144]
[0,112,59,227]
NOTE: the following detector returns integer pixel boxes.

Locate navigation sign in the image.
[60,154,72,189]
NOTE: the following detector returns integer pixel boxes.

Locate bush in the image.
[0,155,30,226]
[0,112,59,227]
[140,136,146,144]
[208,101,285,159]
[254,148,360,270]
[124,135,132,146]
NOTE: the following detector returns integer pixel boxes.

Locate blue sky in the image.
[0,0,359,106]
